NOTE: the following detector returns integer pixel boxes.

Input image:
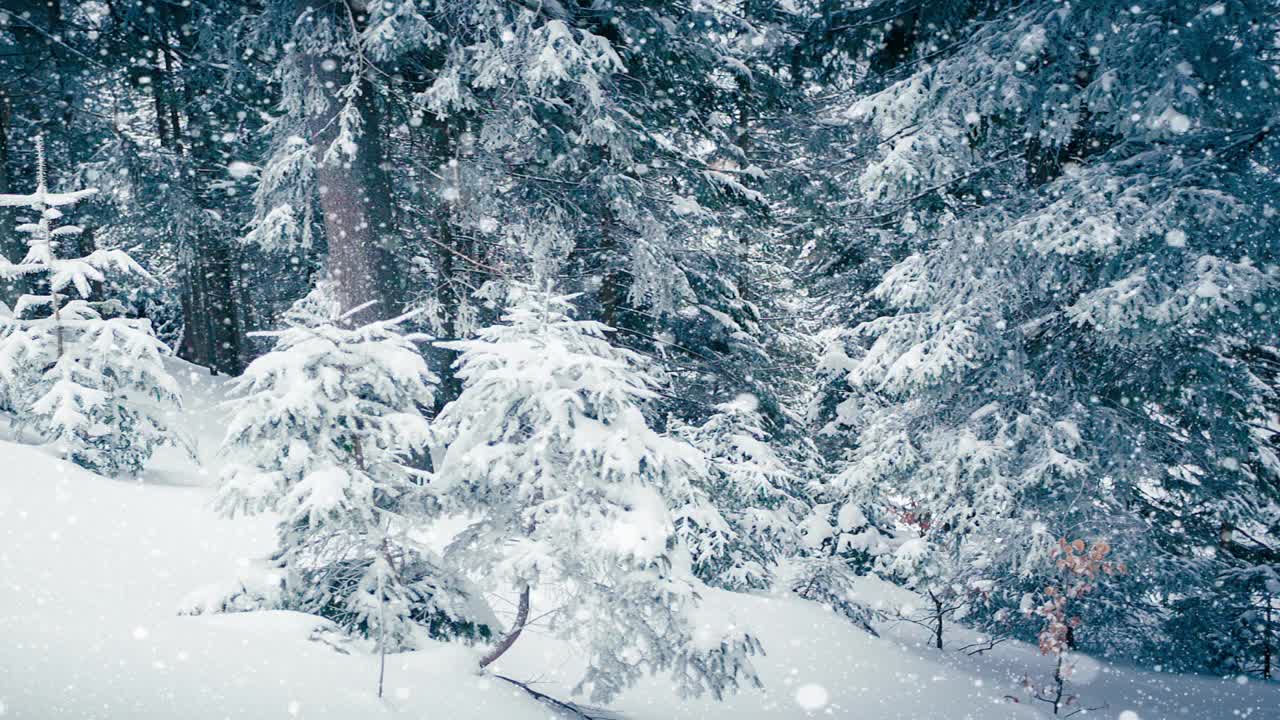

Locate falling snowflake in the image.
[795,683,829,711]
[227,162,257,180]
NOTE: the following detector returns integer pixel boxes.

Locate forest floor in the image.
[0,362,1275,720]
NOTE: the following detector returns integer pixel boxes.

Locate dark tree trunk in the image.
[1025,52,1100,187]
[146,5,244,375]
[0,99,9,195]
[1049,653,1065,715]
[868,11,919,76]
[597,209,626,330]
[176,240,244,375]
[147,32,174,151]
[926,589,945,649]
[0,97,20,302]
[0,0,64,301]
[425,119,465,411]
[1265,595,1273,681]
[299,1,402,326]
[734,74,753,302]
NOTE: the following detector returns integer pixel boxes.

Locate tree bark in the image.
[928,589,944,649]
[734,74,753,302]
[478,584,530,670]
[735,3,757,146]
[425,118,465,411]
[1265,594,1273,680]
[149,47,172,150]
[298,0,402,326]
[597,209,626,330]
[0,3,49,302]
[0,96,19,301]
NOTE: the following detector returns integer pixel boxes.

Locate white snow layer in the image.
[0,363,1275,719]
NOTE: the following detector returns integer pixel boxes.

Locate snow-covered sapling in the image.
[789,501,889,635]
[672,394,804,591]
[880,526,969,651]
[432,289,762,703]
[213,287,492,655]
[0,136,183,476]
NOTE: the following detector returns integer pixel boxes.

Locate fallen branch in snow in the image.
[492,674,623,720]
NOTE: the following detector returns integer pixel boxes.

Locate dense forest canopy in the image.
[1,0,1277,703]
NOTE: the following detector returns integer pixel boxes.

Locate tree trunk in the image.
[176,240,244,375]
[298,0,402,326]
[153,3,244,375]
[734,75,753,302]
[597,209,626,330]
[0,97,19,301]
[158,40,184,155]
[929,589,944,649]
[1265,594,1273,681]
[149,42,173,150]
[0,98,9,195]
[0,3,49,302]
[376,534,388,699]
[426,119,464,411]
[478,584,530,670]
[1050,653,1065,715]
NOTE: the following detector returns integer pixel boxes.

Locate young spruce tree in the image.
[672,394,805,591]
[432,287,762,703]
[213,285,491,653]
[0,137,183,477]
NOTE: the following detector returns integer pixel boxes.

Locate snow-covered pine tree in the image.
[1166,517,1280,680]
[0,137,183,477]
[787,498,890,636]
[214,285,492,650]
[879,534,968,651]
[392,0,800,418]
[672,394,804,591]
[432,288,762,703]
[805,0,1280,663]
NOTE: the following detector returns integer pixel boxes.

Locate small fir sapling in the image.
[671,393,805,591]
[816,0,1280,665]
[788,501,888,635]
[208,286,493,663]
[431,288,763,703]
[0,136,183,476]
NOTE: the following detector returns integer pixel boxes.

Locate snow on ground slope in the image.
[0,363,1276,719]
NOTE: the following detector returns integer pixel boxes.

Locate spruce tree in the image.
[673,394,805,591]
[0,137,183,477]
[214,285,491,649]
[804,0,1280,664]
[432,287,763,702]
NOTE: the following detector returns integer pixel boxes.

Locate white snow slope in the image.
[0,364,1275,719]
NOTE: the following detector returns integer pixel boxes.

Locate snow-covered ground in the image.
[0,364,1275,719]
